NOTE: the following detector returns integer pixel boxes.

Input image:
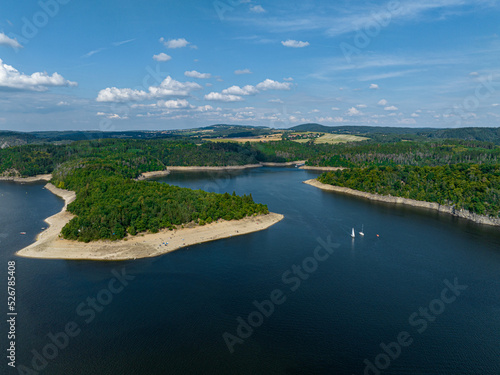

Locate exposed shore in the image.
[136,165,263,180]
[261,160,306,167]
[136,161,306,180]
[299,166,345,171]
[16,183,284,260]
[0,174,52,183]
[304,179,500,227]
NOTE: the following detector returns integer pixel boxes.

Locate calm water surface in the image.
[0,168,499,375]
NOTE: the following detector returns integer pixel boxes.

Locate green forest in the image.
[53,160,268,242]
[1,137,498,178]
[0,140,274,242]
[0,138,323,177]
[318,164,500,218]
[305,140,500,168]
[1,134,499,237]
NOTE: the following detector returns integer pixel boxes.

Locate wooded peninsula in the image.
[1,125,499,245]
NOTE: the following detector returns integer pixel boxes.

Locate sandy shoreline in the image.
[299,166,345,171]
[17,211,284,261]
[304,179,500,227]
[0,174,52,183]
[261,160,306,167]
[16,183,284,260]
[137,161,306,180]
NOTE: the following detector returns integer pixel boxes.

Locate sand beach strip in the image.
[16,183,284,260]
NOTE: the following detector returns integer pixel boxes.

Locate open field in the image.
[314,133,369,144]
[291,132,369,144]
[203,133,284,143]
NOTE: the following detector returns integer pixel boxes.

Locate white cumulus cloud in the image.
[206,79,291,103]
[157,99,191,109]
[378,99,388,106]
[369,83,379,89]
[250,5,266,13]
[346,107,361,116]
[222,85,259,95]
[269,99,284,104]
[204,92,244,102]
[256,79,291,90]
[281,40,310,48]
[235,69,252,75]
[97,112,128,120]
[0,33,22,49]
[0,59,76,91]
[197,105,214,112]
[96,76,202,102]
[160,37,191,49]
[184,70,212,79]
[153,53,172,62]
[384,106,398,111]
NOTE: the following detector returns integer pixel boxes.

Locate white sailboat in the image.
[359,224,365,237]
[351,228,355,238]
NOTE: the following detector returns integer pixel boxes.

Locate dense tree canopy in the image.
[318,164,500,218]
[306,140,500,168]
[2,136,499,235]
[52,161,268,242]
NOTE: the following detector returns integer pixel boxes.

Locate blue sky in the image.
[0,0,499,131]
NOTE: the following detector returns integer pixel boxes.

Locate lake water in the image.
[1,167,499,375]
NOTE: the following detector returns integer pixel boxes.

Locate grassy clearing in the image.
[314,133,369,144]
[203,133,284,143]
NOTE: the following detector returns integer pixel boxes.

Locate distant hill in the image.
[0,126,276,146]
[0,131,40,148]
[418,127,500,143]
[0,130,179,147]
[288,124,434,135]
[288,124,500,144]
[1,124,499,147]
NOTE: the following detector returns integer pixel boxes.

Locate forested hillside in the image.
[52,160,268,242]
[318,164,500,218]
[0,140,264,177]
[0,138,333,177]
[2,135,500,233]
[0,139,274,242]
[306,140,500,168]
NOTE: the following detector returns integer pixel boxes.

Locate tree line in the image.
[52,160,268,242]
[318,164,500,218]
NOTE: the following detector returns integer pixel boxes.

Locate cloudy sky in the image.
[0,0,499,131]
